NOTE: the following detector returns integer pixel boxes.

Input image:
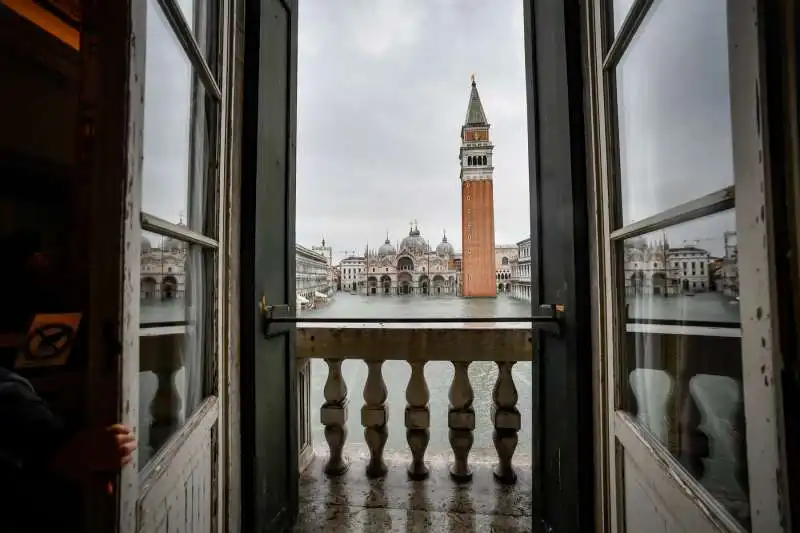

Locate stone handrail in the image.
[295,325,531,484]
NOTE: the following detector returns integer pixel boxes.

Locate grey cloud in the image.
[297,0,530,255]
[142,0,735,261]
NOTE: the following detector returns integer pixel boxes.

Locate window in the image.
[606,0,748,525]
[138,0,221,467]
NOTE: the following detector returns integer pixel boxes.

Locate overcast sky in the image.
[141,0,735,261]
[295,0,530,259]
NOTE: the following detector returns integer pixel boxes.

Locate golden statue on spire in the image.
[470,73,476,83]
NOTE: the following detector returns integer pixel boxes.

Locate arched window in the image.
[467,155,473,166]
[482,155,487,165]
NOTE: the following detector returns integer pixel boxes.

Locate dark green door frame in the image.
[240,0,299,530]
[524,1,595,531]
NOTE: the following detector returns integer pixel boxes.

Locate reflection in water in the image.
[308,294,533,459]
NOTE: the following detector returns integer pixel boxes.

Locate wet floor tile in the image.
[295,451,533,532]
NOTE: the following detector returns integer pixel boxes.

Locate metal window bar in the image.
[260,303,564,337]
[155,0,223,100]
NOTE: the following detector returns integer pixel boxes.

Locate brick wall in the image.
[461,180,496,297]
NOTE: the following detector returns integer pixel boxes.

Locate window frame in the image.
[586,0,791,530]
[134,0,228,476]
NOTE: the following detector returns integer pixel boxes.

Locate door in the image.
[239,0,299,530]
[114,0,229,531]
[588,0,790,531]
[523,1,596,531]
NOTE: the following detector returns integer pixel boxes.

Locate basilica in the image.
[361,223,460,295]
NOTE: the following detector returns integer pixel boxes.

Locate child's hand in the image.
[51,424,137,481]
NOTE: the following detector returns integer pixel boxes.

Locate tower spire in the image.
[464,75,488,126]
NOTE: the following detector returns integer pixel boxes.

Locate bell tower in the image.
[459,76,496,297]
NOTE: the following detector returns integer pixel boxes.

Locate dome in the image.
[400,224,428,254]
[163,237,187,251]
[436,231,454,257]
[142,236,152,252]
[378,236,395,257]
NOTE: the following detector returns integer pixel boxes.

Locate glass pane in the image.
[612,0,635,33]
[174,0,218,69]
[621,210,748,528]
[142,0,217,234]
[615,0,733,226]
[139,232,209,464]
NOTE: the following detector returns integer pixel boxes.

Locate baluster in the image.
[448,360,475,482]
[492,361,520,484]
[149,365,182,454]
[142,335,184,457]
[362,360,388,478]
[321,358,349,476]
[405,360,430,480]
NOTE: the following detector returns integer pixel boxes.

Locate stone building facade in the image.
[360,225,459,295]
[296,244,330,304]
[510,236,532,302]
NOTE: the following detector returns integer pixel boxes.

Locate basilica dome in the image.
[378,237,395,257]
[142,236,152,252]
[436,232,454,257]
[163,237,187,251]
[400,224,428,254]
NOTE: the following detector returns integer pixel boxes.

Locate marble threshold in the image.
[294,445,534,533]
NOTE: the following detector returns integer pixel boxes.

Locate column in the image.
[321,358,349,475]
[405,360,430,480]
[492,362,520,484]
[448,361,475,482]
[361,360,388,477]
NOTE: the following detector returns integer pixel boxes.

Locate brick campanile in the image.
[459,77,496,298]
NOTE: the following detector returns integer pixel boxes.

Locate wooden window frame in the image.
[128,0,234,493]
[585,0,792,531]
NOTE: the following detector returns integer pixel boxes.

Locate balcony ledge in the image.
[296,325,533,362]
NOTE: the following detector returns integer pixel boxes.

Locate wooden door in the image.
[588,0,791,531]
[239,0,300,530]
[110,0,231,531]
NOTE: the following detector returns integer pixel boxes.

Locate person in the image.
[0,365,137,532]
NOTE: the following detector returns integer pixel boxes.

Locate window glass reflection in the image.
[139,231,207,464]
[615,0,733,225]
[142,0,214,232]
[621,210,748,527]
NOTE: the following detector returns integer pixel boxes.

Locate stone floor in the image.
[294,447,534,532]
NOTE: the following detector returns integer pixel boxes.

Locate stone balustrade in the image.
[296,325,530,485]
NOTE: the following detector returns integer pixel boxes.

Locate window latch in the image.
[533,304,563,337]
[259,296,293,338]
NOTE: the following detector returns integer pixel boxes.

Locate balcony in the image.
[294,324,534,532]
